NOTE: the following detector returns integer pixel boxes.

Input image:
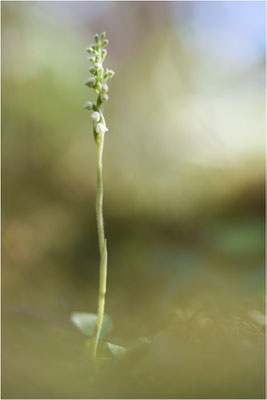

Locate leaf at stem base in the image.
[106,342,127,359]
[70,312,113,337]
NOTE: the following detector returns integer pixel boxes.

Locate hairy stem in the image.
[91,132,108,364]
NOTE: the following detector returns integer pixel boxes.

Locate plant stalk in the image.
[91,132,108,364]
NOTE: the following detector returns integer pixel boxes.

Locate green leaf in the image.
[70,312,113,337]
[106,342,126,359]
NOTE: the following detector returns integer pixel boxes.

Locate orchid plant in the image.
[70,33,125,367]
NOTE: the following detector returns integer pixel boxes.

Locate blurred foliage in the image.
[2,2,265,399]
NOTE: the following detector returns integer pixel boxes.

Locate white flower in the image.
[83,101,93,110]
[85,77,96,87]
[101,83,109,93]
[96,123,108,134]
[91,111,100,122]
[100,93,108,102]
[94,63,102,71]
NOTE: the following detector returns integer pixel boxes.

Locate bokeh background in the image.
[2,1,265,398]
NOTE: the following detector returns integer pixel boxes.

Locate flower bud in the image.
[102,39,109,47]
[101,83,109,93]
[101,49,107,59]
[89,66,96,74]
[100,93,109,102]
[107,69,115,78]
[96,123,108,135]
[94,62,102,71]
[86,47,94,54]
[85,77,96,88]
[91,111,100,122]
[100,32,106,40]
[94,34,99,43]
[83,101,93,110]
[95,55,101,63]
[88,57,95,63]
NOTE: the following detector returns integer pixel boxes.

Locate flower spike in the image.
[83,32,114,142]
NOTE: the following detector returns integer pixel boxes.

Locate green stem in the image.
[91,132,108,364]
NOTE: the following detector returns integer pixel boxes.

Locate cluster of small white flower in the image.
[83,32,114,139]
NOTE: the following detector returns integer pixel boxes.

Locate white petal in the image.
[91,111,100,122]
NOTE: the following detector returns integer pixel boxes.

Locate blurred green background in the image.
[2,1,265,398]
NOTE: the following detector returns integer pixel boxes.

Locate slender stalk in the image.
[91,132,108,363]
